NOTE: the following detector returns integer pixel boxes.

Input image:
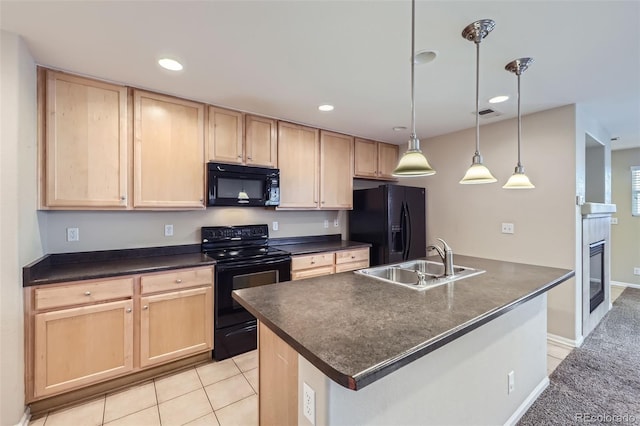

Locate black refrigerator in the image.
[349,184,426,267]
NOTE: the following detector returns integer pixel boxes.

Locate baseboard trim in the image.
[503,377,550,426]
[611,280,640,289]
[547,333,583,348]
[15,407,30,426]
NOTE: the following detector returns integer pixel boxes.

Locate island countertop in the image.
[233,255,574,390]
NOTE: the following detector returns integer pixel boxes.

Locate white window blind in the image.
[633,166,640,217]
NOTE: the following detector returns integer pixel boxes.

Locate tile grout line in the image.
[195,362,222,425]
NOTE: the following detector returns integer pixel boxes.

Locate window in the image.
[633,166,640,216]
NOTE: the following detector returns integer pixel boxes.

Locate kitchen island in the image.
[233,255,574,426]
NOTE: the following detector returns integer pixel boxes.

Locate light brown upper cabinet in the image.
[206,106,244,164]
[354,138,399,180]
[244,115,278,168]
[133,90,205,209]
[207,112,277,168]
[41,69,128,209]
[277,122,320,208]
[320,131,354,209]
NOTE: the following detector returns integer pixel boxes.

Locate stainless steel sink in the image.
[355,260,484,291]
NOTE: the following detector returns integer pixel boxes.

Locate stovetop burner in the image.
[201,224,289,263]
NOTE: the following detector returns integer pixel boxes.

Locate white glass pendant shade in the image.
[503,172,535,189]
[393,150,436,177]
[459,153,497,184]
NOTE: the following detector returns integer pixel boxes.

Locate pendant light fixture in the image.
[503,57,535,189]
[459,20,497,184]
[392,0,436,177]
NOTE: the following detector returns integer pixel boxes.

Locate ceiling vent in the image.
[477,108,502,118]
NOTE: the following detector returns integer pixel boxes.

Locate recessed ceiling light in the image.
[318,104,334,112]
[489,95,509,104]
[158,58,183,71]
[413,50,438,65]
[393,126,407,131]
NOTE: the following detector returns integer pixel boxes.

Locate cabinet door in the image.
[353,138,378,178]
[377,142,399,180]
[277,122,319,208]
[245,115,277,168]
[207,106,243,164]
[320,131,353,209]
[34,300,133,397]
[133,90,205,209]
[44,70,128,208]
[139,286,213,368]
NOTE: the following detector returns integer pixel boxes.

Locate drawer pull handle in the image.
[126,308,132,313]
[175,279,182,284]
[351,255,356,259]
[84,291,91,296]
[143,305,149,310]
[310,261,315,265]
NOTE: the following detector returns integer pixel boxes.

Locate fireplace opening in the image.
[589,240,605,313]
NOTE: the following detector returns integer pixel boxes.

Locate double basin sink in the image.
[355,259,484,291]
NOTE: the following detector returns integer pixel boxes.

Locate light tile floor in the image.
[29,350,258,426]
[38,302,633,426]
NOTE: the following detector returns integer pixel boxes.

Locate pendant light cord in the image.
[410,0,416,146]
[475,41,480,155]
[517,72,522,167]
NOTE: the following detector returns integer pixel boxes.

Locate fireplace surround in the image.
[582,215,612,337]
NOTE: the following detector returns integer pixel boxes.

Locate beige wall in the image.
[1,31,42,425]
[44,209,347,253]
[611,148,640,285]
[398,105,579,340]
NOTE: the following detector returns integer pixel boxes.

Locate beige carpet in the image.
[518,288,640,425]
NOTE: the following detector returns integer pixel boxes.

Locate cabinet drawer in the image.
[291,266,335,281]
[335,260,369,273]
[141,267,213,294]
[291,253,334,271]
[35,277,134,310]
[335,248,369,265]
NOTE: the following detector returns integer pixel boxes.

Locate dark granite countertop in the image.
[233,255,574,391]
[23,245,216,286]
[269,234,370,255]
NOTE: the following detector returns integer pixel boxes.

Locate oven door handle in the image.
[216,256,291,271]
[224,323,257,337]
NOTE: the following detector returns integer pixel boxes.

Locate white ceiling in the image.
[2,1,639,150]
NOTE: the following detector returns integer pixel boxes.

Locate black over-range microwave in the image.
[207,162,280,207]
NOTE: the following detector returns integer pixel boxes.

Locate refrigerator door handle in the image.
[399,202,406,257]
[405,201,412,260]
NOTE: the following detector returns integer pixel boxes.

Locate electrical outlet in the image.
[323,219,329,229]
[66,227,79,242]
[634,267,640,276]
[611,217,618,225]
[272,221,279,231]
[507,371,515,394]
[501,223,515,234]
[164,224,174,237]
[303,382,315,425]
[334,218,339,227]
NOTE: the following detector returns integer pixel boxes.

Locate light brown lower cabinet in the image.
[33,299,134,398]
[25,266,214,402]
[291,247,370,280]
[140,286,213,368]
[259,322,298,426]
